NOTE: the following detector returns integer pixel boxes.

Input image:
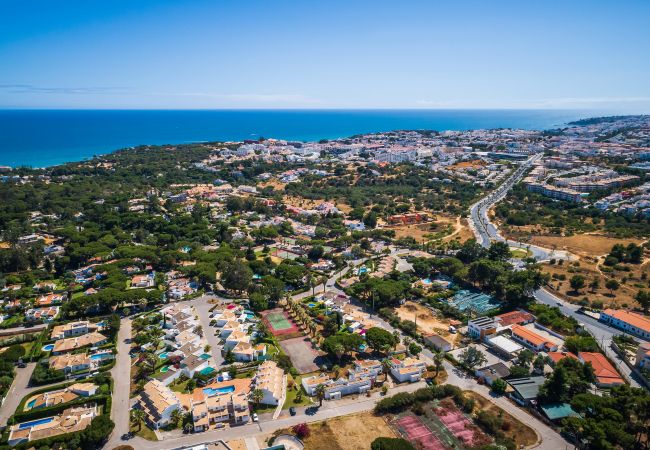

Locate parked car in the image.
[252,413,258,422]
[289,407,296,416]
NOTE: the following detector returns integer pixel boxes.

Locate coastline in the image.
[0,109,596,168]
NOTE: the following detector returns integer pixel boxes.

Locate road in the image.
[468,153,572,262]
[104,317,133,449]
[534,288,643,388]
[465,152,643,389]
[0,362,36,426]
[188,295,225,367]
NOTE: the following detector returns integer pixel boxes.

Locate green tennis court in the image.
[266,311,292,330]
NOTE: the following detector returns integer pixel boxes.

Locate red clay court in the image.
[395,415,446,450]
[260,308,301,338]
[435,405,484,447]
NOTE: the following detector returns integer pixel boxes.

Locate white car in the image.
[252,413,259,422]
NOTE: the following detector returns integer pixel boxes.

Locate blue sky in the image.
[1,0,649,110]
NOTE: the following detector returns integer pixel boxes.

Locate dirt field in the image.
[463,391,539,448]
[282,195,352,214]
[447,160,486,170]
[528,234,645,258]
[225,440,247,450]
[391,215,472,244]
[543,257,649,309]
[395,301,460,345]
[301,412,397,450]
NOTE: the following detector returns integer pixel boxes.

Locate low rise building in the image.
[510,324,558,352]
[635,342,650,369]
[137,380,183,429]
[600,309,650,340]
[389,357,426,383]
[8,405,98,446]
[578,352,625,387]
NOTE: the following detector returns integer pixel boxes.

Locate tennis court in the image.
[394,415,446,450]
[260,308,301,338]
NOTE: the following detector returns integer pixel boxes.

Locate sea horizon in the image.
[0,108,612,168]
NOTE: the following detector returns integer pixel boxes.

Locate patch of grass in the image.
[282,374,313,409]
[130,423,158,441]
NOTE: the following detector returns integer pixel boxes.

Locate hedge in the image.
[10,394,111,424]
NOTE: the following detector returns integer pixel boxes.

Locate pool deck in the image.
[178,377,253,408]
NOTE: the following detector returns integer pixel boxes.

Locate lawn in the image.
[169,377,191,393]
[130,423,158,441]
[282,373,313,409]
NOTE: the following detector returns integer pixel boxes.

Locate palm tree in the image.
[142,351,157,376]
[333,343,345,363]
[381,358,392,383]
[251,388,264,409]
[433,351,444,378]
[130,408,146,431]
[314,384,326,407]
[171,409,183,428]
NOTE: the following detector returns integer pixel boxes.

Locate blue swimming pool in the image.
[26,399,37,409]
[18,417,54,430]
[42,344,54,352]
[199,353,211,360]
[90,352,112,361]
[203,385,235,396]
[307,302,317,308]
[422,278,432,285]
[158,352,169,359]
[199,366,216,376]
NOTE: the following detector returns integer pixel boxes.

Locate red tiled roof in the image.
[579,352,624,386]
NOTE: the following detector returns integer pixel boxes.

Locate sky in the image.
[0,0,649,111]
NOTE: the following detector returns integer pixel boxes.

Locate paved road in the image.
[467,154,573,262]
[464,153,644,389]
[104,317,133,449]
[534,288,644,388]
[120,380,429,450]
[0,362,36,426]
[0,324,47,337]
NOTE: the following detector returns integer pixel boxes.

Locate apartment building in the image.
[137,380,183,430]
[253,360,285,405]
[526,182,583,203]
[50,321,99,340]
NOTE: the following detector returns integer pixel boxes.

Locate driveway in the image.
[0,362,36,425]
[188,295,225,367]
[104,316,133,449]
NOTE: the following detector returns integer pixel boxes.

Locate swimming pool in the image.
[422,278,432,285]
[18,417,54,430]
[199,353,211,360]
[203,385,235,396]
[160,365,170,373]
[90,352,112,361]
[158,352,169,359]
[199,366,216,376]
[26,399,37,410]
[307,302,317,308]
[358,266,368,274]
[42,344,54,352]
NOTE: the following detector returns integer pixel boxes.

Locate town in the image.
[0,115,649,450]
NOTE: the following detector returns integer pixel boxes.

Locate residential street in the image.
[188,295,225,367]
[0,362,36,426]
[104,316,133,449]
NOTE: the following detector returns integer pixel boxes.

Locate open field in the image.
[279,336,323,374]
[282,195,352,214]
[391,215,473,244]
[463,391,539,448]
[300,412,397,450]
[395,301,460,345]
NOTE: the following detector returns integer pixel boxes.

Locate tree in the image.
[249,292,269,312]
[635,289,650,313]
[371,437,416,450]
[408,342,422,357]
[251,388,264,408]
[314,384,326,407]
[517,349,535,368]
[366,327,397,354]
[222,259,253,294]
[433,351,444,377]
[458,346,487,370]
[130,408,146,431]
[292,422,311,439]
[589,277,600,292]
[605,279,620,295]
[539,358,595,403]
[570,275,586,293]
[491,378,507,395]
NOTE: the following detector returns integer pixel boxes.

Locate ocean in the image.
[0,109,591,168]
